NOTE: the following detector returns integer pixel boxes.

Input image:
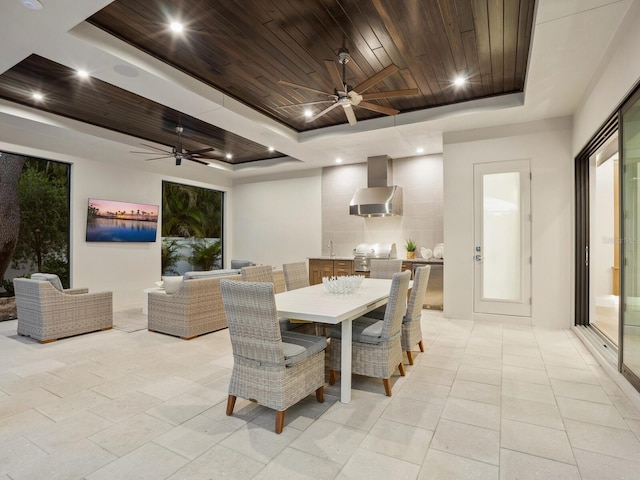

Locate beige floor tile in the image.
[418,353,461,371]
[502,379,556,405]
[502,365,550,385]
[138,375,198,401]
[381,396,443,431]
[220,421,301,464]
[396,376,451,405]
[35,389,111,421]
[564,419,640,461]
[166,444,264,480]
[410,365,457,387]
[501,396,564,430]
[359,418,433,464]
[0,371,61,395]
[0,434,48,477]
[145,392,212,426]
[573,448,640,480]
[90,373,152,399]
[502,354,545,371]
[502,344,541,358]
[419,449,498,480]
[550,378,612,405]
[441,397,501,430]
[556,396,628,429]
[8,439,116,480]
[9,359,67,377]
[0,409,54,439]
[464,345,502,359]
[25,410,113,453]
[0,387,59,421]
[542,352,591,370]
[154,414,237,460]
[546,365,600,385]
[90,391,162,423]
[289,418,367,465]
[500,419,575,464]
[252,447,341,480]
[431,419,500,465]
[320,391,391,431]
[337,448,421,480]
[461,354,502,371]
[450,379,501,406]
[499,449,581,480]
[85,442,189,480]
[89,412,173,456]
[611,395,640,420]
[456,366,502,386]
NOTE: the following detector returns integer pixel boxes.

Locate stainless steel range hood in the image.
[349,155,403,217]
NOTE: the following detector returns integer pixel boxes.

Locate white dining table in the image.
[275,278,398,403]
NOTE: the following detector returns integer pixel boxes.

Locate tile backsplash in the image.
[322,154,444,258]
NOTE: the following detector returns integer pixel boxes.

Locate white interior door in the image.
[473,160,531,317]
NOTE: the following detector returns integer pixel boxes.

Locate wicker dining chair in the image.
[328,269,411,396]
[282,262,310,290]
[402,265,431,365]
[369,258,403,279]
[220,279,326,434]
[242,265,290,330]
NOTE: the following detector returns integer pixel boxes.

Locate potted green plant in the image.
[161,238,184,275]
[189,239,221,271]
[405,238,417,259]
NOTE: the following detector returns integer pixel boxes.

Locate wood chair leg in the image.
[406,350,414,365]
[383,378,392,396]
[398,362,406,376]
[316,386,325,403]
[226,395,237,416]
[275,410,285,434]
[329,370,337,385]
[418,340,425,352]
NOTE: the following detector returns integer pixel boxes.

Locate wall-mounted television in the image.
[86,198,159,242]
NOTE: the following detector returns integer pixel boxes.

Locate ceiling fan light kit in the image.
[280,48,419,126]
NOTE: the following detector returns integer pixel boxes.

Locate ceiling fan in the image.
[130,126,218,166]
[278,49,419,126]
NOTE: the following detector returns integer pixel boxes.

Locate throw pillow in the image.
[31,273,63,291]
[162,275,183,294]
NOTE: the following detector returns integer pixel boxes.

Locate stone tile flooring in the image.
[1,311,640,479]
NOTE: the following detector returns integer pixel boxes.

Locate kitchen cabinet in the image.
[308,258,354,285]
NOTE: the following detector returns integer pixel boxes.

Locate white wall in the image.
[573,0,640,154]
[443,117,573,329]
[232,171,322,268]
[322,155,444,258]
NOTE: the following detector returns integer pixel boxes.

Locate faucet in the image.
[328,240,335,257]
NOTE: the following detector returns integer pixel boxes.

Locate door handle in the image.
[475,255,482,261]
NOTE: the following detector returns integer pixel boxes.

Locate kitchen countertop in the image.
[308,256,443,263]
[308,256,356,261]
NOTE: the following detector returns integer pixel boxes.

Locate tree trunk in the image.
[0,154,26,281]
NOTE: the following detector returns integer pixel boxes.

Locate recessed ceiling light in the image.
[416,147,424,154]
[76,69,89,79]
[21,0,43,10]
[268,146,275,152]
[170,21,184,33]
[32,92,43,101]
[304,109,312,118]
[453,76,466,87]
[335,158,342,164]
[225,153,233,160]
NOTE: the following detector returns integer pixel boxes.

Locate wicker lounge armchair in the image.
[329,270,411,396]
[220,279,326,434]
[148,274,241,339]
[13,277,112,343]
[369,258,403,279]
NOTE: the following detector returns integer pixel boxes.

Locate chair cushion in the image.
[30,273,63,291]
[230,259,253,269]
[183,269,239,280]
[162,275,183,294]
[330,316,384,344]
[281,330,327,366]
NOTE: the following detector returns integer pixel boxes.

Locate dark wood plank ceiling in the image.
[0,1,535,166]
[0,55,284,165]
[88,0,535,131]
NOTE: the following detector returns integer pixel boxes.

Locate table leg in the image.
[340,318,352,403]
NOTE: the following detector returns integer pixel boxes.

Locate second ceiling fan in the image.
[279,49,419,126]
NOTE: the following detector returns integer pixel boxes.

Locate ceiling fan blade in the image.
[277,99,336,109]
[353,64,400,93]
[324,60,344,91]
[143,155,173,161]
[343,104,357,126]
[307,102,341,123]
[357,101,399,116]
[187,147,215,155]
[361,88,419,100]
[136,143,172,154]
[277,80,333,97]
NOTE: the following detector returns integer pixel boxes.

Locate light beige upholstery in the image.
[13,278,112,343]
[148,274,241,339]
[221,279,326,434]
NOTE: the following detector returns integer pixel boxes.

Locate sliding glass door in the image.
[621,88,640,387]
